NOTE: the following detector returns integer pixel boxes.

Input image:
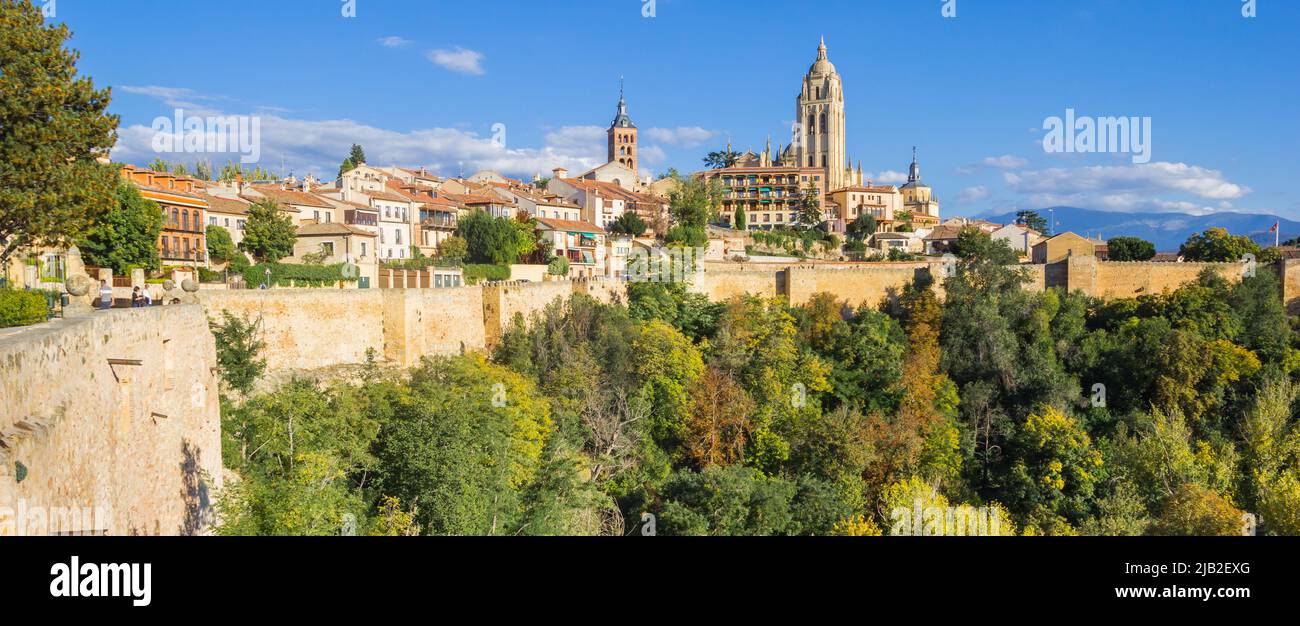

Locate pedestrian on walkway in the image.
[98,280,113,310]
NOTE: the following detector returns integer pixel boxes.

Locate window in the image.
[209,216,218,226]
[313,210,320,222]
[322,242,334,256]
[361,242,367,257]
[395,230,402,244]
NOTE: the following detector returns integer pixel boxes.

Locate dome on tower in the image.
[808,37,837,76]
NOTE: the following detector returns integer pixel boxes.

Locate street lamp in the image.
[263,267,272,290]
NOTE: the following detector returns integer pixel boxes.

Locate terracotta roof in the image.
[442,191,511,206]
[247,187,334,208]
[364,189,412,203]
[205,195,251,216]
[239,193,301,212]
[297,222,376,237]
[833,184,898,193]
[922,225,965,240]
[562,178,663,205]
[536,217,604,234]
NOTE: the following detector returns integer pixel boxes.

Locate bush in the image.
[463,263,511,284]
[548,256,570,276]
[0,288,50,328]
[242,262,357,288]
[198,267,225,283]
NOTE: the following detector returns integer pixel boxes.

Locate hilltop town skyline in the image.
[45,0,1299,220]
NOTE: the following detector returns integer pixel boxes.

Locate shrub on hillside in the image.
[0,288,50,328]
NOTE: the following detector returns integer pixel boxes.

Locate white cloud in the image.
[958,186,990,203]
[119,85,220,114]
[426,47,485,76]
[1004,162,1250,201]
[869,170,908,184]
[639,145,669,165]
[378,36,413,48]
[983,154,1028,169]
[110,88,607,180]
[645,127,718,148]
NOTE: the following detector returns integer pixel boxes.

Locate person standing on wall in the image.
[99,279,113,310]
[131,286,143,308]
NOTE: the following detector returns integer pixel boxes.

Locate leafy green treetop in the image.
[78,179,165,274]
[239,200,298,263]
[0,0,120,265]
[1106,236,1156,261]
[1179,227,1261,262]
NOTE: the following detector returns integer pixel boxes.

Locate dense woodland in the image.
[211,238,1300,536]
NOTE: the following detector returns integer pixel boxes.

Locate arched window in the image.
[808,114,815,132]
[172,208,179,226]
[820,113,827,133]
[182,210,189,231]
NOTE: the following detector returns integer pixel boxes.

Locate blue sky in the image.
[50,0,1299,218]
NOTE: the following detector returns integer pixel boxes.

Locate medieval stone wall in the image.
[0,306,222,536]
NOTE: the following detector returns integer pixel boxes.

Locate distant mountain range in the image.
[978,206,1300,252]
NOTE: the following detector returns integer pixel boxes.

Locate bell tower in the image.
[607,79,638,175]
[792,37,846,190]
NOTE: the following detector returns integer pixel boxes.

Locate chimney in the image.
[552,167,568,180]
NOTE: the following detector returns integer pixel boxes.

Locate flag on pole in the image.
[1269,221,1279,233]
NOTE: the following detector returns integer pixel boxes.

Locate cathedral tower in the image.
[792,37,847,191]
[607,80,638,175]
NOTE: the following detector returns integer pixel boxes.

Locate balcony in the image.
[421,215,457,229]
[161,249,206,262]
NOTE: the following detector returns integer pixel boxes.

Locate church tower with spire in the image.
[607,79,638,175]
[791,37,847,191]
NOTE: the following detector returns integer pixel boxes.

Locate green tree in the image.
[1179,227,1260,262]
[371,355,557,535]
[667,174,721,230]
[1015,210,1048,234]
[0,1,120,265]
[1106,236,1156,261]
[209,311,266,398]
[78,179,164,274]
[702,148,739,170]
[457,210,528,264]
[950,227,1020,265]
[239,200,297,262]
[611,211,647,237]
[733,204,747,230]
[547,256,569,276]
[845,215,876,241]
[438,235,468,261]
[795,184,823,229]
[206,225,238,265]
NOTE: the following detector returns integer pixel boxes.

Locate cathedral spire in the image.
[908,146,920,183]
[610,78,635,129]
